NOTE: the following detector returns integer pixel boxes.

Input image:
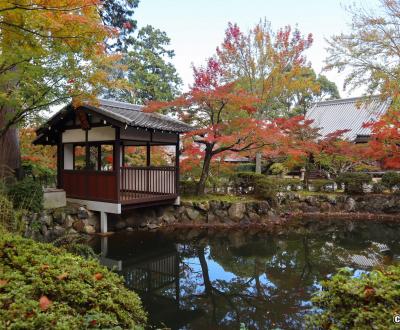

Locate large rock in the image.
[64,215,75,228]
[186,208,200,221]
[194,201,209,211]
[228,203,246,222]
[248,212,261,222]
[257,201,270,215]
[77,207,89,219]
[214,209,228,219]
[39,213,53,227]
[345,197,356,212]
[83,224,96,234]
[53,209,66,225]
[52,225,66,237]
[86,211,99,231]
[72,220,85,232]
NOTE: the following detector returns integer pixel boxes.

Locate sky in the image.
[135,0,376,98]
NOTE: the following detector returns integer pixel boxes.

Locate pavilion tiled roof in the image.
[306,96,391,141]
[85,99,193,133]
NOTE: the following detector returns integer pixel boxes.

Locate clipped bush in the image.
[235,162,256,173]
[335,172,372,194]
[254,177,280,201]
[230,172,265,194]
[8,178,43,212]
[372,182,386,194]
[269,162,288,176]
[180,180,198,195]
[0,230,147,329]
[279,178,303,191]
[308,179,335,192]
[381,171,400,191]
[308,266,400,329]
[0,194,14,231]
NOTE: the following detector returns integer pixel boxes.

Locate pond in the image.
[89,221,400,329]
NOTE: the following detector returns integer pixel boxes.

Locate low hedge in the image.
[335,172,372,194]
[381,171,400,191]
[230,172,265,193]
[0,230,147,329]
[308,179,335,192]
[308,266,400,329]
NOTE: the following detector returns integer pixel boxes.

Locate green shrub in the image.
[180,180,198,195]
[279,178,303,191]
[381,171,400,191]
[269,162,288,176]
[254,177,280,201]
[372,182,386,194]
[335,172,372,194]
[8,178,43,212]
[0,194,14,231]
[0,230,147,329]
[230,172,265,193]
[308,179,335,192]
[234,163,256,173]
[307,266,400,329]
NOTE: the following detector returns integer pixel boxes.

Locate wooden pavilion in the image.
[34,99,192,232]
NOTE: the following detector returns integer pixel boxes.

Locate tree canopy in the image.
[326,0,400,169]
[216,20,339,118]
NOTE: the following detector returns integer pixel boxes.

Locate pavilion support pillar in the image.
[100,211,108,233]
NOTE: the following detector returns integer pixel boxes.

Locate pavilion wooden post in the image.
[57,141,63,189]
[115,127,121,202]
[146,141,151,193]
[175,135,180,196]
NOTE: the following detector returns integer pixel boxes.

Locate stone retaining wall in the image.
[23,193,400,237]
[113,193,400,231]
[23,204,99,242]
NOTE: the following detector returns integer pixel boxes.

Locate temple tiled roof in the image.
[306,96,391,141]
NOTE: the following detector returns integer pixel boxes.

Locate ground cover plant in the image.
[0,229,147,329]
[308,266,400,329]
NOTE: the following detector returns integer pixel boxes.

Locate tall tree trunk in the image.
[0,108,20,180]
[196,146,213,195]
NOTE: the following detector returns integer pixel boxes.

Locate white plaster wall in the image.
[62,129,85,143]
[88,126,115,141]
[62,127,115,143]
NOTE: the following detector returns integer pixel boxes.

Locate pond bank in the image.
[112,192,400,231]
[20,193,400,240]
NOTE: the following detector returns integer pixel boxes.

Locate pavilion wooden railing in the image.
[120,166,177,201]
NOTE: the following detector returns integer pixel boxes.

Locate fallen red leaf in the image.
[0,279,8,286]
[364,285,376,300]
[57,273,68,281]
[93,273,103,281]
[39,295,52,311]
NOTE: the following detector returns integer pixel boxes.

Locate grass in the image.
[181,194,259,203]
[295,190,344,197]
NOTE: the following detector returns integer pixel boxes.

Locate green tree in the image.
[291,68,340,115]
[104,25,182,104]
[216,20,325,119]
[0,1,122,178]
[100,0,140,51]
[325,0,400,98]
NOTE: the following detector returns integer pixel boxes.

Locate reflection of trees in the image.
[177,227,399,330]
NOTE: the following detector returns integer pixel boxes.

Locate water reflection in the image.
[90,221,400,330]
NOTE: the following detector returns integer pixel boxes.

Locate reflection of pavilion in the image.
[98,236,201,329]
